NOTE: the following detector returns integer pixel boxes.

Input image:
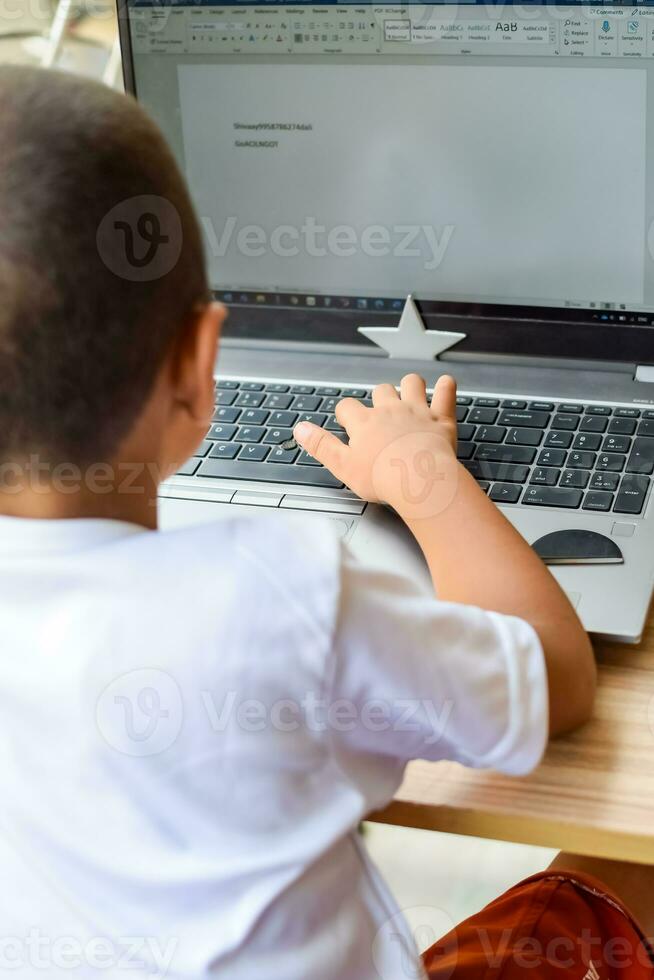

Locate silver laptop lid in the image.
[118,1,654,365]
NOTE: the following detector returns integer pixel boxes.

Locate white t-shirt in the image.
[0,513,547,979]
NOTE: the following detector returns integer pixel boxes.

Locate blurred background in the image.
[0,0,121,86]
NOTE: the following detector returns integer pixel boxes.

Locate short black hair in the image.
[0,66,208,465]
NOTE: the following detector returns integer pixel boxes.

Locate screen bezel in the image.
[117,0,654,365]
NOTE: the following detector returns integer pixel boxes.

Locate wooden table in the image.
[370,616,654,863]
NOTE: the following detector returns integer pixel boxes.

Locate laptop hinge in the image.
[635,365,654,383]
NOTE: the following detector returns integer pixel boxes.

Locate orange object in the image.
[423,871,654,980]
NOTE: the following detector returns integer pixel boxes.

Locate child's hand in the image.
[293,374,461,518]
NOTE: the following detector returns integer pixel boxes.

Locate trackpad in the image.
[532,529,623,565]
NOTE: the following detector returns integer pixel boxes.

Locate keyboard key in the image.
[477,481,490,493]
[321,397,339,414]
[325,418,345,432]
[614,475,650,515]
[208,423,237,441]
[474,398,499,407]
[637,419,654,437]
[265,383,290,393]
[269,446,299,464]
[263,393,293,410]
[475,425,506,444]
[501,399,526,410]
[530,467,560,486]
[290,385,315,394]
[237,425,266,443]
[457,423,476,442]
[499,410,549,428]
[560,469,589,489]
[608,417,637,436]
[506,427,542,446]
[475,444,535,464]
[235,392,265,408]
[296,412,327,427]
[241,382,264,391]
[209,442,240,460]
[567,451,596,469]
[585,405,612,416]
[239,444,269,461]
[297,450,321,466]
[490,483,522,503]
[216,379,239,389]
[193,440,212,458]
[269,411,298,427]
[559,403,584,414]
[456,395,472,406]
[602,435,630,454]
[456,406,468,422]
[626,437,654,475]
[590,472,619,491]
[240,409,269,425]
[583,491,613,512]
[615,407,640,418]
[523,486,582,508]
[596,453,625,472]
[544,430,573,449]
[197,458,343,488]
[538,448,566,467]
[551,414,579,431]
[464,461,529,483]
[216,390,237,406]
[292,395,321,412]
[573,433,601,451]
[341,388,367,398]
[315,386,341,396]
[579,415,608,433]
[213,407,240,423]
[469,407,498,424]
[264,427,294,445]
[177,458,200,476]
[456,442,475,460]
[529,401,554,411]
[643,410,654,420]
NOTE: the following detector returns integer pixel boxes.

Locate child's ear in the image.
[172,302,225,422]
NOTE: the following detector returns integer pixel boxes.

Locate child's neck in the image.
[0,473,159,529]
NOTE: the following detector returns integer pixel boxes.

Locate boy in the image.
[0,64,648,980]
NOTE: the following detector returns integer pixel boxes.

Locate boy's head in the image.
[0,66,222,478]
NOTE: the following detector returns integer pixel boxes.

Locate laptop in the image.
[118,0,654,643]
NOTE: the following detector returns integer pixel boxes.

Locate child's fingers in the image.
[430,374,457,420]
[372,383,399,407]
[293,421,349,477]
[335,397,368,430]
[400,373,427,405]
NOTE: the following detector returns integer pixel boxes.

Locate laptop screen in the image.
[122,0,654,334]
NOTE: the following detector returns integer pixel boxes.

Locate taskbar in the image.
[213,289,654,327]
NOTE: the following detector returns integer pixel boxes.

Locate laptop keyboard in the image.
[174,379,654,516]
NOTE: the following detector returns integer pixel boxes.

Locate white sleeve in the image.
[329,546,548,777]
